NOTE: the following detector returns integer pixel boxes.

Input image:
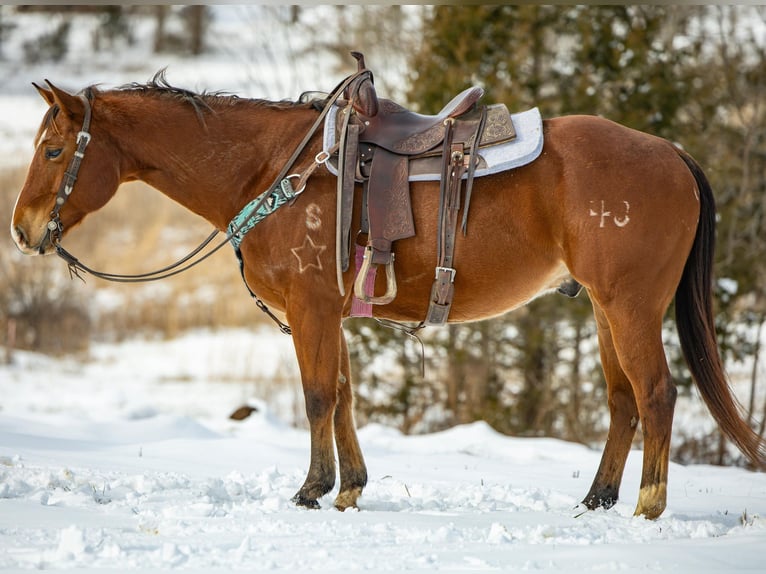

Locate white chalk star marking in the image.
[291,235,327,273]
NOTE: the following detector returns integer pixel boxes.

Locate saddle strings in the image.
[373,318,427,378]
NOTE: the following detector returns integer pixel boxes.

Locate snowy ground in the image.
[2,7,766,572]
[1,330,765,572]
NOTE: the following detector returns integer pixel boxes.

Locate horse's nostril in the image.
[13,225,28,247]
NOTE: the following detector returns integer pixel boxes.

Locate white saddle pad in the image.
[323,105,544,181]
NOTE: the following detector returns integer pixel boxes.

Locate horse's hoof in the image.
[334,487,362,511]
[582,486,618,511]
[292,493,321,509]
[634,484,667,520]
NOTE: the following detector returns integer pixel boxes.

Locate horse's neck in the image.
[110,95,318,230]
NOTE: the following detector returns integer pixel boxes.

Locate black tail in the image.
[674,150,766,468]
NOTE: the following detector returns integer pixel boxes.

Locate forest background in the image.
[0,5,764,467]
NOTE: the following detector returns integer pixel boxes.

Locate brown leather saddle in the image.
[332,52,517,326]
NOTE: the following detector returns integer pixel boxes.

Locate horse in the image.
[10,71,765,520]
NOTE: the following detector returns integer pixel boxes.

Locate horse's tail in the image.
[674,149,766,469]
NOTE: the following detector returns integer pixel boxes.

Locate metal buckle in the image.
[435,266,456,282]
[76,131,91,147]
[282,174,306,197]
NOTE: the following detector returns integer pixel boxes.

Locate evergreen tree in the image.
[399,5,766,457]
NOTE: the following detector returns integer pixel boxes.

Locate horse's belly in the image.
[373,259,571,324]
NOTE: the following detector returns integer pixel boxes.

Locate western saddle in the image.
[332,52,518,326]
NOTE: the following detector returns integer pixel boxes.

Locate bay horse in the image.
[10,72,765,519]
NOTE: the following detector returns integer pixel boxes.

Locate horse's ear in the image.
[44,80,84,119]
[33,82,56,106]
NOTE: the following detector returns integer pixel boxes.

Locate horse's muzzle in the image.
[11,224,53,256]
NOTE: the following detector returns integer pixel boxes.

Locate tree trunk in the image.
[187,6,205,55]
[153,5,167,53]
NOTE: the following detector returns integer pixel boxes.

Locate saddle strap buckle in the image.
[424,269,456,327]
[434,266,456,283]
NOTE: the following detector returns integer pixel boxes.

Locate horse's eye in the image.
[45,148,63,160]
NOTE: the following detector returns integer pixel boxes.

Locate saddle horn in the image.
[350,51,367,72]
[348,51,378,117]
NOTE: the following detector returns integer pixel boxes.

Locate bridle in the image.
[44,92,93,249]
[45,69,370,332]
[48,89,246,283]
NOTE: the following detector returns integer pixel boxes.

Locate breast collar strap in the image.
[45,92,93,246]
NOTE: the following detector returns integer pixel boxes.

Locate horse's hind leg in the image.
[583,302,639,511]
[333,332,368,510]
[596,301,677,519]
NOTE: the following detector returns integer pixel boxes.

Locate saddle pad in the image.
[323,105,544,181]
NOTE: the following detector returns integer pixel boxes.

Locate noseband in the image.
[44,92,93,248]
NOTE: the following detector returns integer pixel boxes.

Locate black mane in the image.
[115,69,315,118]
[118,69,227,119]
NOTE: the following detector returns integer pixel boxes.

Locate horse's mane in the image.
[33,71,323,140]
[114,69,315,121]
[118,69,220,119]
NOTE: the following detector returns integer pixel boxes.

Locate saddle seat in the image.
[354,87,485,155]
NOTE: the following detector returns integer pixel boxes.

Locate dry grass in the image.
[1,166,272,352]
[67,179,272,337]
[2,163,302,420]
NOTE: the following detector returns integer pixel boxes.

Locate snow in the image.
[1,331,765,572]
[0,6,348,169]
[2,7,766,571]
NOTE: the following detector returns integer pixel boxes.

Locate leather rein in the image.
[49,71,369,329]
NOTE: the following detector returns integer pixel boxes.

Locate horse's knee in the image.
[304,385,337,425]
[638,376,677,432]
[656,378,677,410]
[607,380,637,412]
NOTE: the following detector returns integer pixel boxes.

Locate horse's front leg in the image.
[288,304,344,509]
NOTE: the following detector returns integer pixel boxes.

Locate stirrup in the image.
[353,245,397,305]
